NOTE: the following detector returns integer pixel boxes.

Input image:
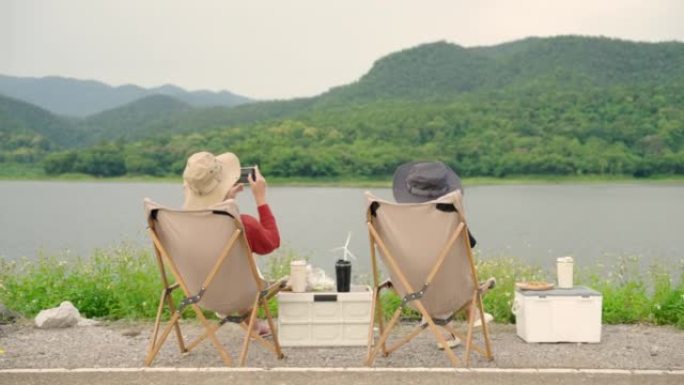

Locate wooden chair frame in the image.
[143,213,285,367]
[365,208,494,367]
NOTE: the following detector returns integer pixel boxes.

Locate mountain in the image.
[150,84,252,110]
[7,36,684,144]
[0,75,252,117]
[84,35,681,178]
[322,36,684,103]
[473,36,684,85]
[93,36,684,142]
[3,36,684,178]
[80,94,193,143]
[0,94,78,147]
[0,95,82,163]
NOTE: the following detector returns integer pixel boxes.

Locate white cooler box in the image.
[277,285,372,347]
[513,286,602,343]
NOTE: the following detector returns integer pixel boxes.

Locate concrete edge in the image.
[1,368,682,375]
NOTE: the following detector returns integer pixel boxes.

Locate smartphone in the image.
[238,166,256,184]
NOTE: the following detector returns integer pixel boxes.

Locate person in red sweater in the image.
[182,151,280,254]
[182,151,280,335]
[221,167,280,255]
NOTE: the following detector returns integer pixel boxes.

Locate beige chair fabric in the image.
[142,198,284,367]
[144,198,261,315]
[365,190,493,367]
[366,191,474,317]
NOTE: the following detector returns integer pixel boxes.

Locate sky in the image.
[2,0,684,100]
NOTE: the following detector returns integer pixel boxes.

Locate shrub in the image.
[0,249,682,330]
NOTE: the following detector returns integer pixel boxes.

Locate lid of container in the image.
[516,285,601,297]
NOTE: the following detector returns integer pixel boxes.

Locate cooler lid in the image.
[516,285,601,297]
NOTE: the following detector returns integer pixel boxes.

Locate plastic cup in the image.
[335,259,351,292]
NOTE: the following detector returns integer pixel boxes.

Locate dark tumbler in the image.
[335,259,351,292]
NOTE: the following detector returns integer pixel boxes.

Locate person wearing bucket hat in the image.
[183,151,280,338]
[392,161,492,349]
[183,151,280,255]
[392,161,476,247]
[392,161,463,204]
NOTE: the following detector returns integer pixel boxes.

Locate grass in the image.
[578,256,684,328]
[2,162,684,187]
[0,246,161,319]
[0,163,46,179]
[0,247,682,329]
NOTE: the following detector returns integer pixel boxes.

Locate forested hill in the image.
[324,36,684,102]
[78,94,194,144]
[3,36,684,178]
[0,95,81,162]
[68,36,684,143]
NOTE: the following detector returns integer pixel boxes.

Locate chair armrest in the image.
[478,277,496,295]
[262,277,289,300]
[378,279,395,293]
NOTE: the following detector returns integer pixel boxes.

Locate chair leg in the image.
[477,292,494,361]
[144,311,182,366]
[164,292,187,354]
[146,288,167,361]
[464,292,478,367]
[367,233,388,357]
[191,305,233,366]
[144,288,188,366]
[185,323,217,353]
[239,322,278,354]
[366,287,378,362]
[421,309,462,367]
[239,293,261,366]
[261,297,285,359]
[375,288,388,356]
[365,307,401,366]
[385,324,423,354]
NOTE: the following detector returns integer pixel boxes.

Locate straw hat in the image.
[392,161,462,203]
[183,151,240,210]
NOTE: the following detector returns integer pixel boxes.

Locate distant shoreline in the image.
[2,173,684,187]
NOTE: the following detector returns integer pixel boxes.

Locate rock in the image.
[35,301,82,329]
[0,303,19,324]
[34,301,98,328]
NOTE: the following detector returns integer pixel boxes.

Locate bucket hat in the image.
[392,161,476,246]
[183,151,240,209]
[392,161,463,203]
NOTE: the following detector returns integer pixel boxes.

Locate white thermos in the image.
[289,260,308,293]
[556,256,574,289]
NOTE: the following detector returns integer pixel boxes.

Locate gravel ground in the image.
[1,320,682,369]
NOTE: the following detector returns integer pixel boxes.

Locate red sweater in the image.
[240,204,280,255]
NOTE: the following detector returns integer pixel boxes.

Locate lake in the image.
[0,181,682,275]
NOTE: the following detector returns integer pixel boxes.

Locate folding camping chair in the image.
[143,198,286,367]
[365,191,493,367]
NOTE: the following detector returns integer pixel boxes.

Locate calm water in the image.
[0,181,682,274]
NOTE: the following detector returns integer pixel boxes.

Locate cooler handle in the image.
[314,294,338,302]
[511,298,521,316]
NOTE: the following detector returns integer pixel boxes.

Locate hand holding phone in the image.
[238,166,256,184]
[248,166,267,206]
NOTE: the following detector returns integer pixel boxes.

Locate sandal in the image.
[254,320,272,339]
